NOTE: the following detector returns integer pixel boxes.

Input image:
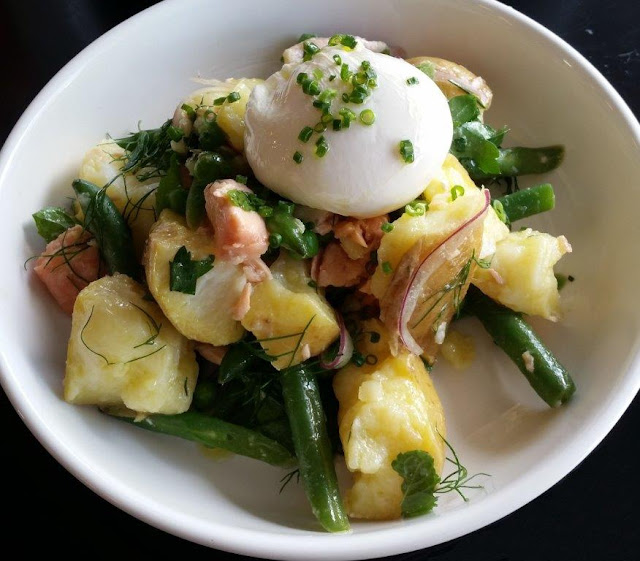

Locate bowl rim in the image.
[1,0,640,559]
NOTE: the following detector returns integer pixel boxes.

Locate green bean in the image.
[72,179,138,278]
[280,364,350,532]
[497,183,555,223]
[109,410,295,467]
[266,202,319,259]
[465,287,575,407]
[218,343,259,385]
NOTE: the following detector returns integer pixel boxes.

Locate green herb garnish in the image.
[169,246,214,295]
[399,139,414,163]
[32,207,77,242]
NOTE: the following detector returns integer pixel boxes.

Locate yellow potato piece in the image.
[184,78,263,151]
[78,139,158,259]
[334,321,446,519]
[145,210,246,345]
[472,229,572,321]
[371,185,486,300]
[64,274,197,414]
[241,253,339,370]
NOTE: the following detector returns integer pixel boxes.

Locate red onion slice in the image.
[393,189,491,356]
[320,312,354,370]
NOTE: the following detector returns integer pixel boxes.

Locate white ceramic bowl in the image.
[1,0,639,559]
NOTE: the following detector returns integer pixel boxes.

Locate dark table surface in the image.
[1,1,638,559]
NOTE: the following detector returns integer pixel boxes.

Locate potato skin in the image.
[64,274,197,414]
[144,209,246,345]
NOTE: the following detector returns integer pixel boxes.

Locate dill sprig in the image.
[79,302,166,365]
[279,468,301,493]
[435,435,489,501]
[113,120,177,182]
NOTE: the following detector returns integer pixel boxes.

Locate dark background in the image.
[1,1,638,559]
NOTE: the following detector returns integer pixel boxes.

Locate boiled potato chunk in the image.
[334,325,446,520]
[184,78,263,151]
[472,229,572,321]
[423,153,509,259]
[78,139,158,259]
[145,209,246,345]
[241,252,339,370]
[64,274,197,414]
[371,184,487,300]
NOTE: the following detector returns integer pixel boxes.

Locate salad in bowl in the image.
[29,33,574,531]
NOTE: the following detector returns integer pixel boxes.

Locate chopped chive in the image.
[382,261,393,274]
[367,78,378,88]
[213,96,227,106]
[227,91,241,103]
[352,72,367,86]
[181,104,196,120]
[341,35,357,49]
[333,54,342,65]
[328,34,342,46]
[258,206,273,217]
[303,41,320,61]
[293,151,304,164]
[235,174,248,185]
[491,199,508,223]
[297,72,309,84]
[340,63,351,82]
[298,33,317,42]
[361,60,371,70]
[359,109,376,125]
[417,61,436,79]
[306,80,321,96]
[313,99,331,110]
[332,119,343,131]
[405,201,427,216]
[450,184,465,201]
[315,136,329,157]
[314,122,327,133]
[329,74,336,81]
[321,112,334,125]
[406,77,419,85]
[381,222,394,233]
[299,126,314,143]
[352,351,366,366]
[318,88,337,102]
[399,139,415,163]
[342,92,350,103]
[313,68,324,80]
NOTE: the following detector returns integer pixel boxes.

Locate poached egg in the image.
[244,39,452,218]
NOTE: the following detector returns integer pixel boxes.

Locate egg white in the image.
[244,43,453,217]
